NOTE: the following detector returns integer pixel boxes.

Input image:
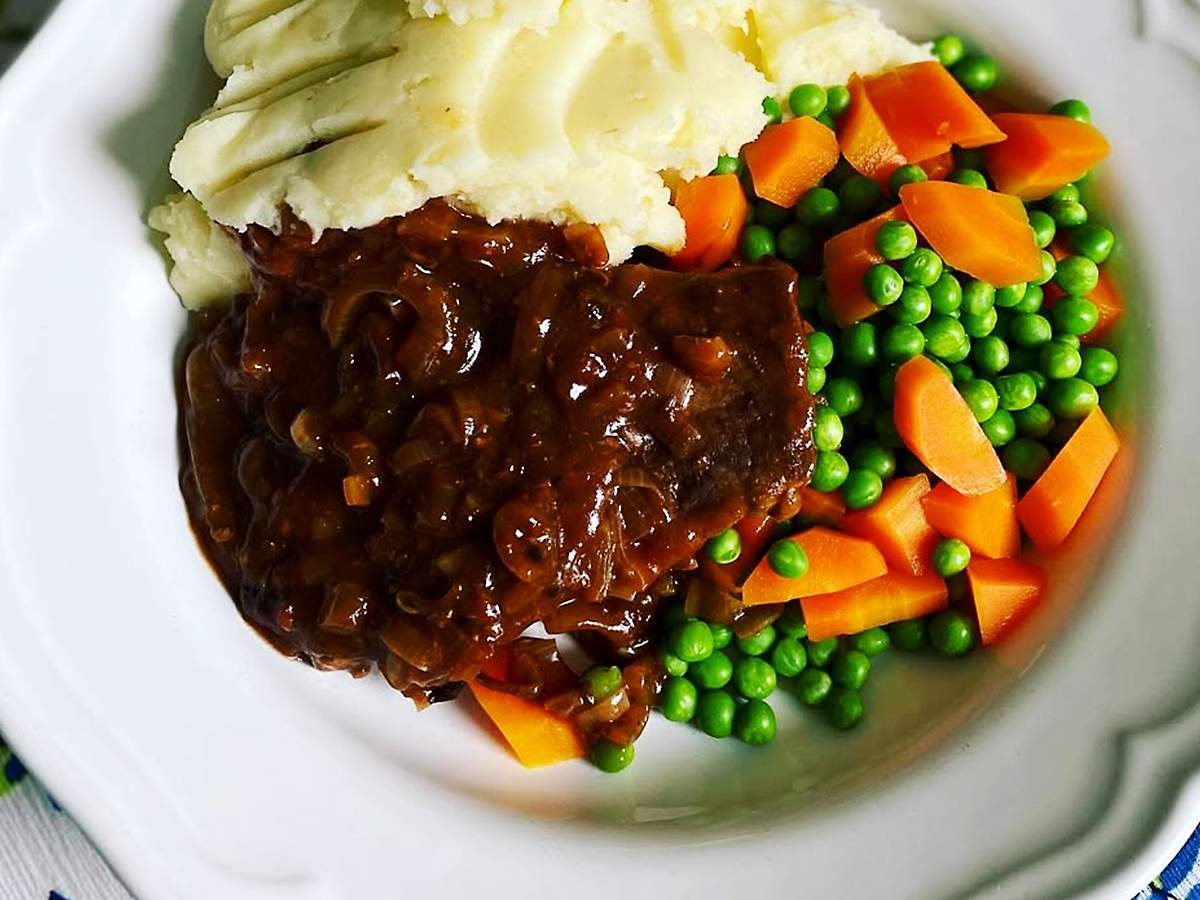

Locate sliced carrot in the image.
[985,113,1111,200]
[797,486,846,527]
[923,473,1020,559]
[823,206,907,327]
[863,61,1006,162]
[670,174,749,272]
[1044,240,1125,343]
[802,570,949,642]
[893,355,1006,496]
[898,180,1043,286]
[699,513,774,593]
[741,526,887,607]
[841,474,940,576]
[920,151,955,180]
[743,116,840,208]
[838,73,908,186]
[967,556,1046,644]
[1017,406,1120,554]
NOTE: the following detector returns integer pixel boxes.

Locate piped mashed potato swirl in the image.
[156,0,927,308]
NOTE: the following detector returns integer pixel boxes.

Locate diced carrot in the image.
[699,513,774,593]
[802,570,949,642]
[893,355,1006,496]
[797,486,846,527]
[469,681,585,768]
[839,73,908,186]
[841,474,940,575]
[985,113,1111,200]
[741,526,887,607]
[899,181,1043,286]
[670,174,749,272]
[744,117,840,208]
[863,61,1006,163]
[967,556,1047,644]
[920,151,955,180]
[1017,406,1120,554]
[922,473,1020,559]
[823,206,908,327]
[1044,240,1125,343]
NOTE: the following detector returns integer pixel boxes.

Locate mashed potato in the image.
[156,0,928,308]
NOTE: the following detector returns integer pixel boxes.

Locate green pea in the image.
[951,362,975,384]
[851,627,891,657]
[880,322,926,362]
[953,55,999,94]
[1047,377,1100,419]
[768,539,810,579]
[1040,341,1082,380]
[712,154,742,176]
[889,618,928,652]
[762,96,783,124]
[1010,313,1053,348]
[733,657,777,700]
[805,331,834,371]
[851,443,898,481]
[1028,252,1055,290]
[659,649,689,677]
[1055,255,1100,296]
[923,315,969,359]
[1050,297,1100,336]
[929,610,976,657]
[584,665,624,701]
[1028,210,1057,249]
[1003,438,1052,481]
[840,175,884,216]
[929,272,964,315]
[949,168,988,189]
[795,668,833,706]
[825,377,864,417]
[776,607,808,639]
[891,284,932,324]
[591,740,635,772]
[669,620,714,663]
[889,163,928,196]
[812,450,851,492]
[777,224,814,262]
[982,408,1017,447]
[830,649,871,689]
[864,263,905,306]
[1050,200,1088,228]
[960,279,994,316]
[735,698,777,746]
[1069,223,1115,264]
[1050,184,1081,204]
[1079,347,1119,387]
[710,624,733,651]
[902,248,945,287]
[826,84,851,117]
[843,469,884,511]
[941,336,973,364]
[741,224,777,262]
[813,407,843,453]
[840,322,879,368]
[689,650,733,689]
[961,308,998,343]
[736,624,777,657]
[994,282,1027,309]
[996,373,1038,412]
[704,528,742,565]
[770,636,809,678]
[1016,284,1046,314]
[932,33,966,67]
[877,220,919,261]
[807,366,827,394]
[825,686,865,730]
[1050,98,1091,123]
[932,538,971,577]
[971,336,1010,380]
[797,275,824,316]
[1014,403,1056,440]
[796,187,841,228]
[696,690,736,738]
[1028,368,1048,397]
[1054,333,1082,350]
[806,637,839,669]
[660,676,699,722]
[789,83,828,118]
[959,378,1000,422]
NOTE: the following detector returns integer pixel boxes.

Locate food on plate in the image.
[156,0,1128,771]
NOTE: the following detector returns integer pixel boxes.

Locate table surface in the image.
[0,1,1196,898]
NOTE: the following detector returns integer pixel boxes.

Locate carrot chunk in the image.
[741,526,887,607]
[841,474,940,575]
[670,174,749,272]
[470,654,585,768]
[839,73,908,186]
[899,181,1043,286]
[797,486,846,527]
[863,62,1006,162]
[823,206,907,327]
[893,355,1006,496]
[699,513,774,593]
[802,570,949,642]
[744,117,840,208]
[1017,406,1120,554]
[923,473,1020,559]
[967,557,1046,644]
[985,113,1111,200]
[919,151,955,180]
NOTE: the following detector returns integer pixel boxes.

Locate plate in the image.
[0,1,1198,897]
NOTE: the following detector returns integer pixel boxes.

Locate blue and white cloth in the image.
[0,1,1197,898]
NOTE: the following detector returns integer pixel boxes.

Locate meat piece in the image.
[181,202,815,702]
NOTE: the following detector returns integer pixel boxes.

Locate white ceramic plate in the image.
[1,1,1199,897]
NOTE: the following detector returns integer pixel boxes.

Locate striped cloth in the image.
[0,1,1196,898]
